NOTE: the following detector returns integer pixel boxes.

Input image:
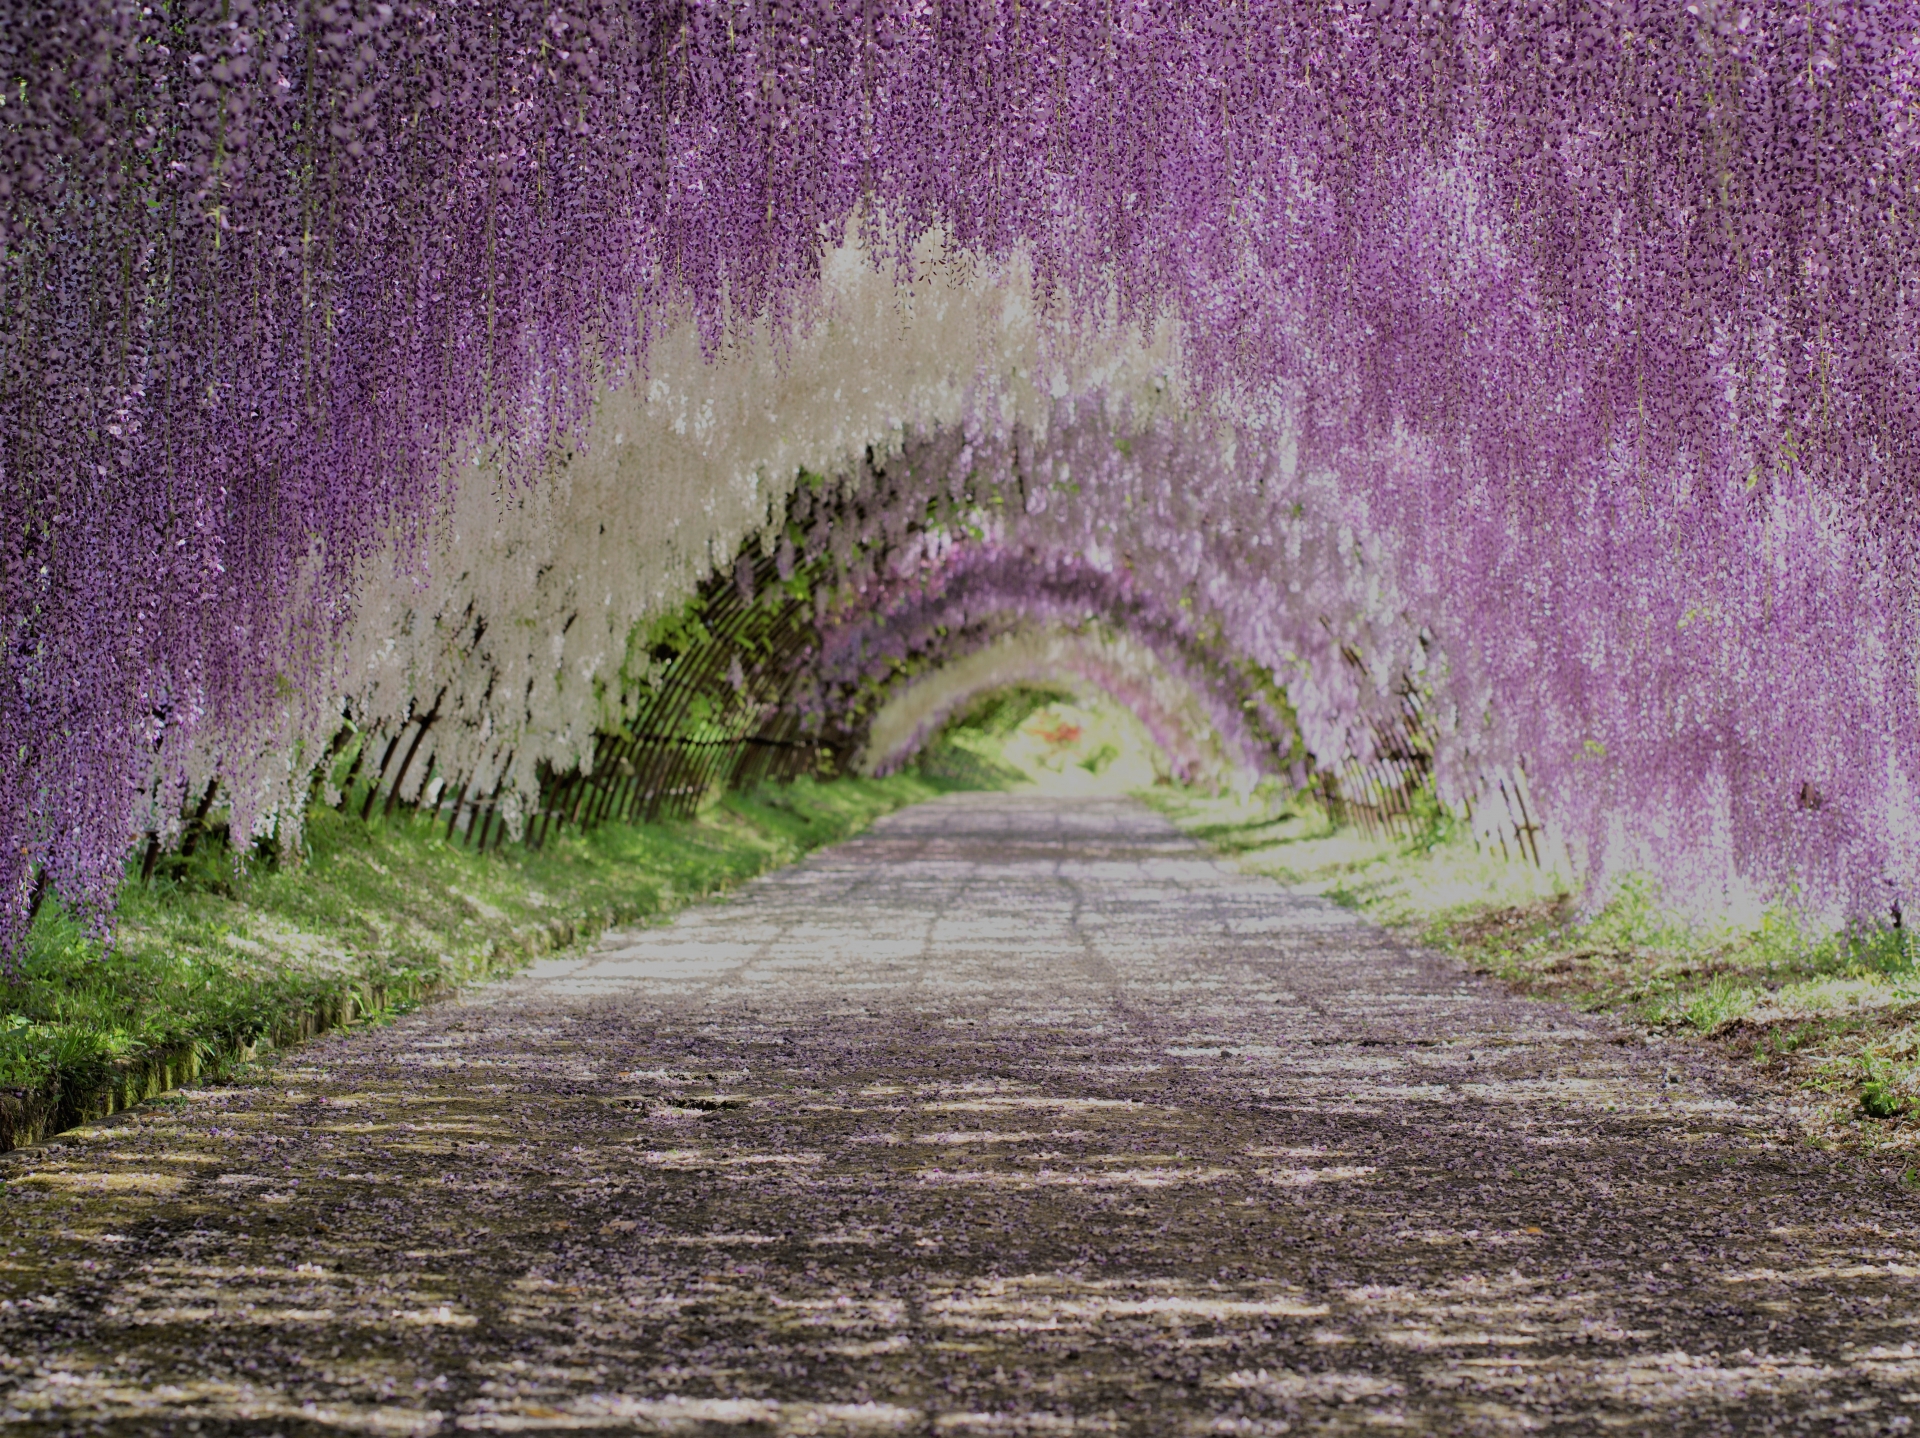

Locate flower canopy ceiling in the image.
[4,0,1917,947]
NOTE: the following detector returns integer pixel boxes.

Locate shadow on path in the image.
[3,794,1917,1434]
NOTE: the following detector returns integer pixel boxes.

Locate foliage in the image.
[943,685,1078,741]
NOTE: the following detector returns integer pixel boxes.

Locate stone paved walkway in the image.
[5,793,1920,1435]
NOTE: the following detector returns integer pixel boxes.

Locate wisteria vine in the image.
[5,0,1919,949]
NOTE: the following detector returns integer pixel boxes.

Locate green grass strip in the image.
[1149,785,1920,1152]
[1,772,968,1149]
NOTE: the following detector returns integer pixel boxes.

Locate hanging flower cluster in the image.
[5,0,1918,950]
[788,425,1329,784]
[269,237,1137,857]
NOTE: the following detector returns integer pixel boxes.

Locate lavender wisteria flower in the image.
[3,0,1917,950]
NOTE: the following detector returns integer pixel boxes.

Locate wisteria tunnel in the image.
[8,1,1920,1432]
[9,0,1920,933]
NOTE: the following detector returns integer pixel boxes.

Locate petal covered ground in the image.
[3,794,1919,1435]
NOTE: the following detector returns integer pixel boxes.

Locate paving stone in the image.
[3,793,1918,1435]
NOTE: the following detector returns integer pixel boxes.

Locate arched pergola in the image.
[5,1,1917,947]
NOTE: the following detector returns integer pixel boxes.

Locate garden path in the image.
[4,793,1920,1435]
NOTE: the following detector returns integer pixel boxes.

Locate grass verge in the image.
[1148,785,1920,1152]
[1,772,969,1151]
